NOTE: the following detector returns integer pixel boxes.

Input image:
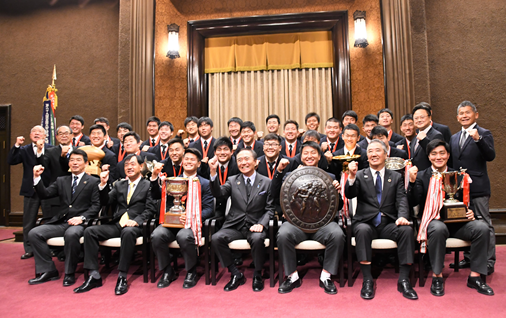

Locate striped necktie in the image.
[127,182,135,204]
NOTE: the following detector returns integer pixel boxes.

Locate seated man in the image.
[345,139,417,300]
[408,139,493,296]
[150,148,214,289]
[28,149,100,286]
[272,141,343,295]
[74,154,155,295]
[209,148,274,292]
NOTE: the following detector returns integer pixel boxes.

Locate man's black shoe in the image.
[278,277,302,294]
[360,279,375,299]
[73,276,103,293]
[252,276,264,292]
[63,274,76,287]
[430,277,444,296]
[467,276,494,296]
[21,252,33,260]
[319,279,337,295]
[115,276,128,295]
[397,279,418,300]
[28,270,59,285]
[183,272,198,289]
[224,273,245,291]
[157,272,177,289]
[449,258,470,269]
[487,265,495,276]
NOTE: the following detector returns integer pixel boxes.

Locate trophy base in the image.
[85,165,102,176]
[162,212,184,228]
[441,202,470,223]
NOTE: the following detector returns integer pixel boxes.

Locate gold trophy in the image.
[385,157,410,171]
[332,154,361,173]
[79,145,105,176]
[162,177,189,228]
[439,170,470,223]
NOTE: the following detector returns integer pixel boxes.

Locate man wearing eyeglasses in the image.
[410,103,444,171]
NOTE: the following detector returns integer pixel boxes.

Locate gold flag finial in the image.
[52,64,57,86]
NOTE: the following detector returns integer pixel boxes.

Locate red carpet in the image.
[1,241,505,318]
[0,228,16,241]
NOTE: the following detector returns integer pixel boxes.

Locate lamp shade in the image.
[353,11,369,48]
[167,23,180,59]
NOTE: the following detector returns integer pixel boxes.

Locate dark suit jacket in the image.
[37,145,72,207]
[395,138,413,159]
[106,136,121,148]
[100,177,155,226]
[141,137,159,149]
[148,143,169,162]
[199,156,240,181]
[280,139,302,158]
[389,147,408,160]
[72,134,91,146]
[329,146,369,178]
[389,131,404,144]
[100,147,119,181]
[345,168,409,223]
[111,142,123,161]
[34,174,101,224]
[449,125,495,197]
[189,137,216,159]
[210,173,274,229]
[8,143,53,197]
[256,155,291,179]
[410,127,444,171]
[236,139,264,157]
[116,151,157,179]
[320,136,345,153]
[432,122,452,143]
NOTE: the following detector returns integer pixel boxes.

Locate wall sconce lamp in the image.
[166,23,180,59]
[353,11,369,48]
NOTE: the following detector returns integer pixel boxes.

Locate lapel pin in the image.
[388,179,392,183]
[84,181,87,184]
[237,181,241,185]
[364,175,368,178]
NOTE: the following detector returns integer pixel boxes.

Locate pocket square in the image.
[258,191,267,195]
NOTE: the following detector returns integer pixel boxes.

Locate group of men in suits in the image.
[8,99,496,297]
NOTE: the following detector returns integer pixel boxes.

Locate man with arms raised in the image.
[408,139,493,296]
[28,149,100,286]
[345,139,417,300]
[411,103,444,171]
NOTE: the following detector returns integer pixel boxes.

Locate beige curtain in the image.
[382,0,416,132]
[208,68,333,137]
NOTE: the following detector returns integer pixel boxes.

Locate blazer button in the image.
[69,205,72,208]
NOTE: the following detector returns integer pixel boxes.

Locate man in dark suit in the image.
[148,121,174,161]
[410,103,444,171]
[320,117,344,154]
[416,102,452,143]
[449,100,496,275]
[272,141,344,295]
[371,126,408,159]
[140,116,161,151]
[291,130,329,172]
[209,148,274,292]
[227,117,243,147]
[280,120,302,158]
[189,116,216,165]
[305,112,326,139]
[357,114,379,149]
[341,110,365,142]
[116,131,156,180]
[236,121,264,157]
[111,122,133,163]
[27,149,101,286]
[153,138,186,178]
[150,148,214,289]
[345,139,417,300]
[326,124,369,177]
[8,125,53,259]
[378,108,404,143]
[408,139,493,296]
[94,117,121,149]
[87,124,118,181]
[74,154,155,295]
[256,114,283,141]
[395,114,416,160]
[69,115,91,146]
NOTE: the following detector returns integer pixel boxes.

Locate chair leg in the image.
[150,244,156,283]
[347,247,354,287]
[204,245,210,285]
[211,245,217,286]
[142,242,148,283]
[419,252,426,287]
[454,250,460,272]
[339,257,345,287]
[269,245,275,288]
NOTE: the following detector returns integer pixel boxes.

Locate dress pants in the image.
[83,223,142,273]
[28,223,84,274]
[427,219,489,275]
[277,221,345,275]
[468,196,495,267]
[151,225,199,271]
[23,193,51,253]
[211,226,267,272]
[353,216,414,265]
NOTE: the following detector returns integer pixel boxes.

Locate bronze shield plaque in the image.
[280,166,338,233]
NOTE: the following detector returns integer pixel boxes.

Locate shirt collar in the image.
[369,166,386,179]
[462,123,477,132]
[420,125,432,134]
[243,171,256,185]
[431,166,448,173]
[183,173,197,179]
[344,146,356,155]
[127,175,142,186]
[71,171,86,185]
[201,136,212,144]
[219,161,229,169]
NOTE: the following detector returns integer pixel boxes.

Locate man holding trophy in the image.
[150,148,214,289]
[408,139,493,296]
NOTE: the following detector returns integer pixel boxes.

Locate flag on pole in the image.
[42,65,58,145]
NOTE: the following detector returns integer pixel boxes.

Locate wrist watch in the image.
[80,216,86,222]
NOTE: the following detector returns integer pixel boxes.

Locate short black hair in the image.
[343,124,360,136]
[214,136,233,151]
[400,114,413,125]
[184,147,202,162]
[159,121,174,132]
[123,131,141,143]
[227,117,243,127]
[426,139,449,155]
[69,115,84,126]
[377,108,394,119]
[184,116,199,127]
[341,110,358,122]
[362,114,379,125]
[167,138,185,148]
[326,117,342,129]
[125,153,144,165]
[198,116,213,128]
[284,119,299,130]
[305,112,320,124]
[146,116,161,126]
[263,133,282,143]
[302,130,320,142]
[241,121,256,132]
[94,117,110,126]
[69,148,88,162]
[266,114,280,125]
[412,103,432,117]
[89,124,107,136]
[116,122,133,132]
[236,147,257,160]
[370,125,389,139]
[301,141,321,153]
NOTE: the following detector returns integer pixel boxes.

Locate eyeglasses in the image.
[263,143,280,148]
[413,115,428,121]
[57,131,70,136]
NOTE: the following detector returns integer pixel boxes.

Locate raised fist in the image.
[33,165,45,178]
[408,166,418,183]
[16,136,25,146]
[277,158,290,172]
[348,161,358,178]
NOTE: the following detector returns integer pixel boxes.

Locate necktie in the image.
[204,140,208,149]
[289,144,293,152]
[330,143,335,151]
[246,145,251,149]
[72,137,76,146]
[246,177,252,197]
[174,165,180,175]
[373,171,382,227]
[346,152,350,156]
[127,182,135,205]
[71,176,78,197]
[151,138,155,145]
[233,139,237,145]
[220,165,226,173]
[190,139,194,143]
[414,137,419,152]
[459,130,468,149]
[161,144,167,154]
[268,161,275,171]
